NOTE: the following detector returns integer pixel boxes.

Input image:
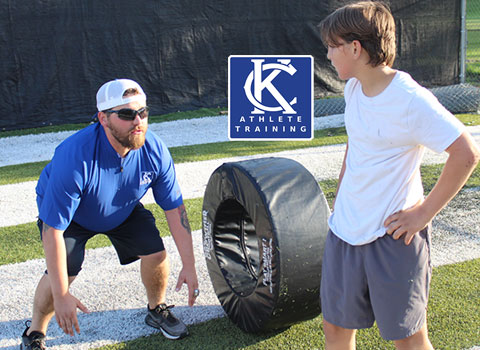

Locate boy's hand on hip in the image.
[384,202,430,245]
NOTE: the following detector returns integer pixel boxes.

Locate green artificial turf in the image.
[92,258,480,350]
[2,163,479,267]
[0,197,202,266]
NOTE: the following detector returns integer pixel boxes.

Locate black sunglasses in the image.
[104,106,149,121]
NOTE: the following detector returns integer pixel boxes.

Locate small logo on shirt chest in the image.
[140,171,153,186]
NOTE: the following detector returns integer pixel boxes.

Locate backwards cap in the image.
[96,79,147,111]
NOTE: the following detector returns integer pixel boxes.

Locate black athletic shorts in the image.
[37,203,165,276]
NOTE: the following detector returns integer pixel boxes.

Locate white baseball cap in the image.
[96,79,147,111]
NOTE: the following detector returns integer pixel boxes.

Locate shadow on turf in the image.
[119,316,289,350]
[0,305,227,350]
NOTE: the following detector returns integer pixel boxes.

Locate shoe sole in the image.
[145,315,188,340]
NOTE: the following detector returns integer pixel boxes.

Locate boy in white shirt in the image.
[318,2,480,349]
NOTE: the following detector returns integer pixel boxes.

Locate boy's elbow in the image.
[447,132,480,169]
[462,137,480,169]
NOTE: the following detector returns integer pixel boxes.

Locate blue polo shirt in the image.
[36,123,183,232]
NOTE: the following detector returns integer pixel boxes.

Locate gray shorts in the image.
[320,226,432,341]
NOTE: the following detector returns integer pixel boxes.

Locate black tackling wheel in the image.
[202,157,330,332]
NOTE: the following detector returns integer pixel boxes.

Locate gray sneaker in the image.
[20,321,46,350]
[145,304,188,340]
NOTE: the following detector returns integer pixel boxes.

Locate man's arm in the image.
[385,131,480,245]
[164,204,199,306]
[42,223,89,335]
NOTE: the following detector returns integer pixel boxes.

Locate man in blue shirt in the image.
[21,79,199,349]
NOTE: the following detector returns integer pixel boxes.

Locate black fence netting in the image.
[0,0,460,130]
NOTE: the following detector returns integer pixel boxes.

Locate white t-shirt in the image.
[328,71,465,245]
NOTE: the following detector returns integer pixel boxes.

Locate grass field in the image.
[468,0,480,19]
[1,110,480,349]
[2,161,480,266]
[95,259,480,350]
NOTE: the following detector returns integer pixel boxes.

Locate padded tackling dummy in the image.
[202,157,330,332]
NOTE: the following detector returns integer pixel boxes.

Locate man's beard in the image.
[108,122,147,150]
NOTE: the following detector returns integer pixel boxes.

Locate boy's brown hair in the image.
[319,1,396,67]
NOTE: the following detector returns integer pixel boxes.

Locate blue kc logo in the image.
[229,55,313,140]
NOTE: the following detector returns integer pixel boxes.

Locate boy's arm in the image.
[333,143,348,211]
[384,131,480,245]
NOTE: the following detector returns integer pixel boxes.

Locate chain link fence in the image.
[466,0,480,85]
